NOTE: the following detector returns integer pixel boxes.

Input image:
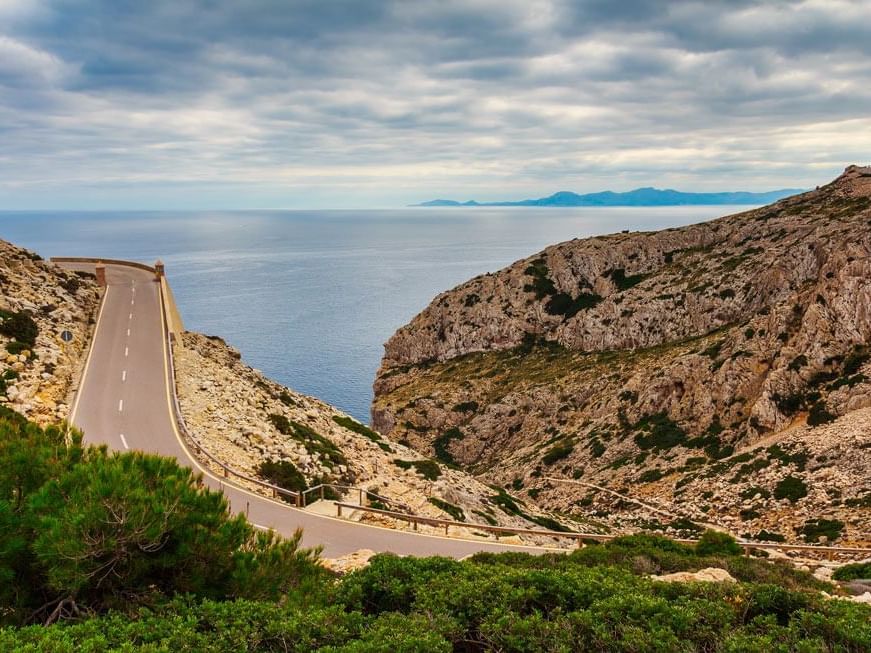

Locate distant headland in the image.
[414,186,804,207]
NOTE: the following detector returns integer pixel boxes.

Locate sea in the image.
[0,206,736,423]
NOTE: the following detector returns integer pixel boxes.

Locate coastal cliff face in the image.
[174,331,573,541]
[373,166,871,544]
[0,240,100,424]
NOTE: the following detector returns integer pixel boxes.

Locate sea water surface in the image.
[0,206,735,422]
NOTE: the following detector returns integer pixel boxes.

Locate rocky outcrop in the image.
[0,240,100,424]
[173,331,573,542]
[373,166,871,545]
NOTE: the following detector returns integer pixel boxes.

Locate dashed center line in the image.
[120,434,129,449]
[127,328,131,337]
[124,346,129,357]
[129,312,133,320]
[122,370,127,382]
[131,298,135,305]
[118,399,124,412]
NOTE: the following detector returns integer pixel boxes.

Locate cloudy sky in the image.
[1,0,870,209]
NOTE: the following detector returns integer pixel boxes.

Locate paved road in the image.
[64,262,556,558]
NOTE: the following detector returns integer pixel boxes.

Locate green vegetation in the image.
[257,458,307,496]
[2,449,868,653]
[269,414,347,469]
[545,291,603,318]
[0,309,38,348]
[797,518,844,543]
[773,475,808,503]
[807,401,836,426]
[541,441,574,465]
[832,562,871,582]
[428,497,465,521]
[392,458,441,481]
[631,412,688,451]
[695,530,743,556]
[605,267,648,291]
[332,415,381,442]
[521,258,602,318]
[433,426,464,466]
[0,406,326,626]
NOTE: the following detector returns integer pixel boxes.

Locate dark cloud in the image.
[0,0,869,208]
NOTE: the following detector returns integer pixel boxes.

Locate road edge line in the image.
[69,285,110,428]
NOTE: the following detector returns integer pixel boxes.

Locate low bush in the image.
[695,530,743,556]
[0,310,38,347]
[773,475,808,503]
[832,562,871,582]
[393,459,441,481]
[257,458,307,495]
[428,497,465,521]
[332,415,381,442]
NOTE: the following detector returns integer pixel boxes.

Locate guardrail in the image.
[50,256,157,273]
[337,503,871,559]
[155,277,410,513]
[138,258,871,558]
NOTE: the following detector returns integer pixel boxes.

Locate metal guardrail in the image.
[337,503,871,558]
[156,276,410,513]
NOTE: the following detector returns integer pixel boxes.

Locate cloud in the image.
[0,0,869,208]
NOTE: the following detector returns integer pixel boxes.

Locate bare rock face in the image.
[0,240,100,424]
[373,166,871,545]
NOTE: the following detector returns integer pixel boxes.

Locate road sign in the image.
[60,330,73,343]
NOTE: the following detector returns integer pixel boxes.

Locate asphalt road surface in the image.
[63,262,557,558]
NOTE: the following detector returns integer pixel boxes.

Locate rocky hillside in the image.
[174,332,574,542]
[0,239,100,424]
[373,165,871,546]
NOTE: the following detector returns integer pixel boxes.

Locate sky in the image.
[0,0,870,209]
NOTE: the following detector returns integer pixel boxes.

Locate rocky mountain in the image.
[0,240,100,424]
[416,186,802,207]
[174,331,573,542]
[374,165,871,545]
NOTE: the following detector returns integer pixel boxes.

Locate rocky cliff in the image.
[373,165,871,545]
[174,331,574,541]
[0,240,100,424]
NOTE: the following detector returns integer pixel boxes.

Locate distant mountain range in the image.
[414,187,804,207]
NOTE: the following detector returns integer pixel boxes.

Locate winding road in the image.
[62,262,554,558]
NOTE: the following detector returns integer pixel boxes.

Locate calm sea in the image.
[0,206,734,422]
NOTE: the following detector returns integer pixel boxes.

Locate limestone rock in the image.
[653,568,736,583]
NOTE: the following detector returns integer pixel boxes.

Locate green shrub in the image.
[433,427,463,466]
[832,562,871,581]
[773,475,808,503]
[797,518,844,543]
[0,310,38,347]
[632,412,687,451]
[257,458,307,495]
[428,497,465,522]
[541,442,574,465]
[807,401,836,426]
[332,415,381,442]
[695,530,743,556]
[393,459,441,481]
[4,341,30,356]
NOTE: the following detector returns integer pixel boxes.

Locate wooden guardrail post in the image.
[337,503,343,517]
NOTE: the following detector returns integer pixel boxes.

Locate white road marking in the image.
[129,313,133,320]
[252,524,271,531]
[122,370,127,382]
[118,399,124,412]
[127,328,131,336]
[120,434,129,449]
[131,299,135,305]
